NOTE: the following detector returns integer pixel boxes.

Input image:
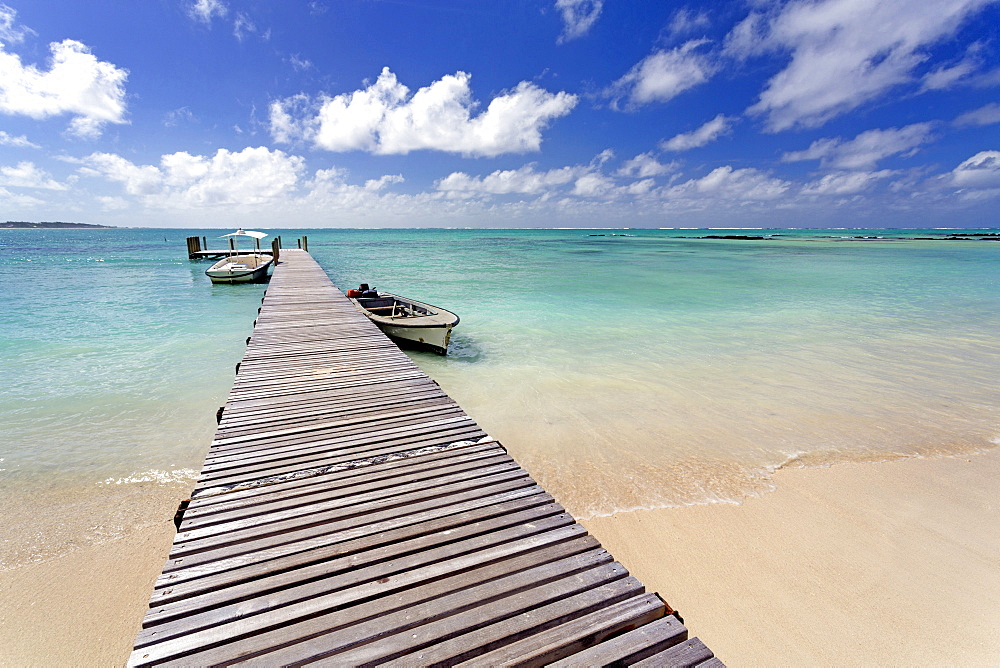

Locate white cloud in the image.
[782,123,936,170]
[0,185,43,208]
[668,8,710,39]
[801,170,895,195]
[626,178,656,195]
[722,11,768,58]
[270,68,577,157]
[951,150,1000,188]
[437,164,580,196]
[661,114,734,151]
[572,172,618,198]
[668,166,791,201]
[971,67,1000,88]
[0,161,66,190]
[606,40,716,109]
[96,195,129,211]
[164,106,196,127]
[364,174,404,191]
[954,103,1000,127]
[233,12,256,41]
[0,130,39,148]
[43,146,1000,226]
[617,152,677,178]
[591,148,615,167]
[0,39,128,138]
[922,58,978,91]
[77,146,304,207]
[555,0,603,43]
[435,151,666,202]
[732,0,998,131]
[0,3,34,44]
[288,54,313,71]
[188,0,227,24]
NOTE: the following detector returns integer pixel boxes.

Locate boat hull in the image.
[350,292,459,355]
[375,321,453,355]
[206,255,273,284]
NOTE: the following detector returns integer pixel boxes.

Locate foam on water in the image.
[1,227,998,563]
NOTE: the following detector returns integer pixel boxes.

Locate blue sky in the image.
[1,0,999,228]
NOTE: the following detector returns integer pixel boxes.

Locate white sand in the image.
[582,449,1000,664]
[1,450,997,665]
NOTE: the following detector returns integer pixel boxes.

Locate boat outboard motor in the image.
[359,283,370,291]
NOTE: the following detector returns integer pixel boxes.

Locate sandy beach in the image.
[583,448,1000,664]
[1,448,997,665]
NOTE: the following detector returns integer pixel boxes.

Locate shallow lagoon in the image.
[1,228,998,566]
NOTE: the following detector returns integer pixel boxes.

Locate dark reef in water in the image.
[1,221,114,229]
[661,232,998,242]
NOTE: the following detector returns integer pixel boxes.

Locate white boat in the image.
[348,286,460,355]
[205,229,273,284]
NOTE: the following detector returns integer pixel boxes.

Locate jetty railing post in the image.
[303,235,308,252]
[271,237,280,262]
[297,238,301,249]
[202,236,207,251]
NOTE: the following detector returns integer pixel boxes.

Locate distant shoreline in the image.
[1,222,115,229]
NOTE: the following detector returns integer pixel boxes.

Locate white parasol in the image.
[219,229,268,253]
[219,229,268,239]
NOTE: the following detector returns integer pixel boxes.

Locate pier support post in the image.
[302,235,308,252]
[271,237,280,262]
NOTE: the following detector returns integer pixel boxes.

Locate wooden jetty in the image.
[187,234,304,259]
[130,249,721,666]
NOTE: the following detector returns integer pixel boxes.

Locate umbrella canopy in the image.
[219,229,267,239]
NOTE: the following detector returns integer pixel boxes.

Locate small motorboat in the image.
[348,284,460,355]
[205,229,273,284]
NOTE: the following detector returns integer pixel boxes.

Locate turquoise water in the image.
[2,228,999,565]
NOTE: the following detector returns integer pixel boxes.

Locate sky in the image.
[0,0,999,228]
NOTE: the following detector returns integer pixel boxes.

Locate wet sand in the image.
[1,450,997,665]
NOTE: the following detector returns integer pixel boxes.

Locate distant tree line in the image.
[0,221,113,228]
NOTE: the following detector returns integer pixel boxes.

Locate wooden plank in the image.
[452,593,666,667]
[129,535,603,665]
[546,614,688,667]
[630,638,718,668]
[151,548,614,667]
[181,445,510,524]
[173,462,526,547]
[154,494,559,602]
[145,501,570,625]
[268,564,640,666]
[138,518,591,649]
[185,441,505,508]
[170,469,534,560]
[329,573,646,666]
[180,455,517,532]
[191,426,492,491]
[158,484,549,581]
